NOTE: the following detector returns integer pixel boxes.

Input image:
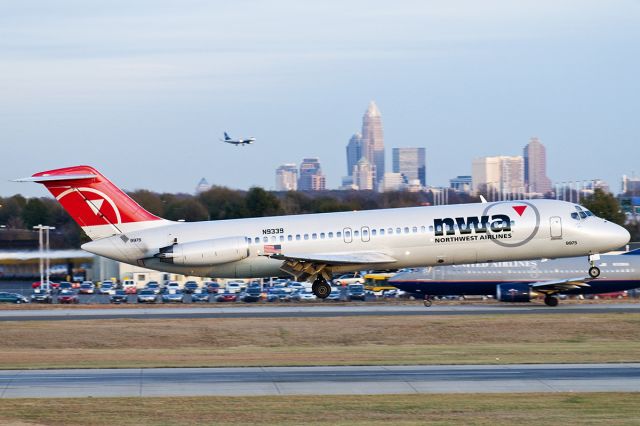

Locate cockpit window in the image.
[571,212,580,220]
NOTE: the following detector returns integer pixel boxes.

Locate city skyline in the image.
[2,2,638,197]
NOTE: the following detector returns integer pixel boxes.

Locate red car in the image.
[216,292,237,302]
[32,281,60,289]
[56,290,79,304]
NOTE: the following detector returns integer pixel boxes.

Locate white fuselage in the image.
[82,199,630,279]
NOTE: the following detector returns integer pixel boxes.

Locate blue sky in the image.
[2,0,639,197]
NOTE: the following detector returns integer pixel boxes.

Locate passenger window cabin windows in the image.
[263,236,268,242]
[404,227,409,234]
[271,236,276,242]
[371,229,377,236]
[354,230,360,237]
[320,233,325,239]
[380,229,385,235]
[345,230,351,238]
[279,235,284,242]
[288,235,293,241]
[421,226,426,233]
[388,228,393,234]
[328,232,334,238]
[304,234,309,240]
[296,234,301,240]
[255,237,260,244]
[396,227,401,234]
[412,227,418,233]
[337,231,342,238]
[312,233,317,240]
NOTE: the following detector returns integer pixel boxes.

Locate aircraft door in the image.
[361,226,370,242]
[343,227,353,243]
[550,216,562,240]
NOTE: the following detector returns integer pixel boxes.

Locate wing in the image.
[530,276,593,294]
[268,251,397,282]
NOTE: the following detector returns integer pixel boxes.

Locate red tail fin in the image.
[24,165,164,239]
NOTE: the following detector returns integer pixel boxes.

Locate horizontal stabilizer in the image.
[13,174,97,183]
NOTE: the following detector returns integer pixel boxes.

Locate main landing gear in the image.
[312,278,331,299]
[543,295,559,307]
[588,254,601,278]
[423,295,432,307]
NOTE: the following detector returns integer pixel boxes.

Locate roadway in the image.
[1,364,638,398]
[0,303,639,321]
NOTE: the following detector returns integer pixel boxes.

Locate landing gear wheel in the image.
[423,297,432,307]
[588,266,600,278]
[544,295,559,307]
[313,279,331,299]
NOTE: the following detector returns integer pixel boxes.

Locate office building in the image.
[472,156,524,195]
[379,173,405,192]
[523,137,552,194]
[449,175,472,193]
[352,157,375,191]
[275,164,298,191]
[346,133,362,177]
[361,101,385,186]
[392,147,426,187]
[298,158,326,191]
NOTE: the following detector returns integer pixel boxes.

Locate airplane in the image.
[220,132,255,146]
[389,250,640,307]
[15,165,630,299]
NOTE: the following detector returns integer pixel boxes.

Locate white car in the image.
[165,281,181,292]
[297,288,317,301]
[226,282,242,293]
[332,273,364,286]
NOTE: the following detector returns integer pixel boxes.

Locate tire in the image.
[588,266,600,278]
[544,296,559,307]
[314,281,331,299]
[423,299,432,307]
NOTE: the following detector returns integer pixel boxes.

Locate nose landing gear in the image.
[588,254,601,278]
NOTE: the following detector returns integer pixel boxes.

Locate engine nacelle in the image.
[496,283,532,303]
[156,237,249,266]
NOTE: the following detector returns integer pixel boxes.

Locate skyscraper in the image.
[352,157,375,190]
[472,156,524,195]
[346,133,362,177]
[392,148,426,187]
[275,163,298,191]
[361,101,384,186]
[298,158,326,191]
[523,137,552,194]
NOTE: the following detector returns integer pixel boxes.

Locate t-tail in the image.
[15,165,169,240]
[224,132,231,141]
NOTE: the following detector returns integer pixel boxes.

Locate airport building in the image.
[275,163,298,191]
[392,147,426,187]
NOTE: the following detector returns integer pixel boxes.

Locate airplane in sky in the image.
[389,250,640,307]
[220,132,255,146]
[16,166,630,299]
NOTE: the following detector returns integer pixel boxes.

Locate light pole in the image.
[33,225,56,291]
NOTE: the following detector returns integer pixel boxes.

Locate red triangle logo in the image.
[513,205,527,216]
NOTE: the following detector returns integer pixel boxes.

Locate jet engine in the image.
[156,237,249,266]
[496,283,532,303]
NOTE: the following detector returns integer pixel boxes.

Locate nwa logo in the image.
[434,214,512,237]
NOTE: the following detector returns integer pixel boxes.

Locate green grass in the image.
[0,393,638,425]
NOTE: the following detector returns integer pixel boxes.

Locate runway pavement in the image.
[0,303,639,321]
[1,364,638,398]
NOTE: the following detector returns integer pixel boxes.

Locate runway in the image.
[0,303,639,321]
[1,364,638,398]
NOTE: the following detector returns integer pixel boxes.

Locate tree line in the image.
[0,186,636,248]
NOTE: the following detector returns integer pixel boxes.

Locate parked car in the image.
[30,290,52,304]
[183,281,199,294]
[58,281,73,292]
[98,281,114,295]
[164,281,181,292]
[124,285,138,295]
[191,290,209,303]
[287,282,306,292]
[226,282,242,294]
[137,289,159,304]
[0,292,29,304]
[267,288,290,302]
[109,290,129,304]
[347,283,366,301]
[241,287,262,303]
[216,292,237,302]
[326,287,343,301]
[162,290,185,303]
[31,281,59,290]
[57,290,79,304]
[145,281,161,294]
[297,288,317,301]
[332,273,364,286]
[78,281,95,294]
[587,291,628,300]
[205,281,221,294]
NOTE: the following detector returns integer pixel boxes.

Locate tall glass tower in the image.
[361,101,384,186]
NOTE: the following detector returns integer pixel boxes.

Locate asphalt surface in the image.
[1,364,638,398]
[0,303,639,321]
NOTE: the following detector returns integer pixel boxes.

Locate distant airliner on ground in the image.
[16,166,629,299]
[220,132,255,146]
[390,250,640,307]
